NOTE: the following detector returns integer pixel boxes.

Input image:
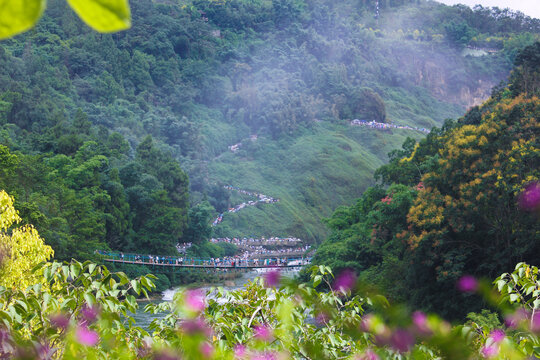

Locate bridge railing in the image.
[96,251,311,268]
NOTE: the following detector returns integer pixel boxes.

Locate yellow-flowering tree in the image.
[0,190,54,289]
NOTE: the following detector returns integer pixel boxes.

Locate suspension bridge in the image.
[98,251,312,272]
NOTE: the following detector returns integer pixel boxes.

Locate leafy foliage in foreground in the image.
[1,258,540,359]
[0,0,130,39]
[0,196,539,358]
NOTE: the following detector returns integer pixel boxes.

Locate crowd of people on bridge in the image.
[210,236,302,247]
[238,245,312,258]
[107,252,310,268]
[350,119,430,134]
[212,186,279,226]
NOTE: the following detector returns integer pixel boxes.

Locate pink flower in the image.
[315,311,330,326]
[360,314,375,332]
[75,325,99,346]
[80,305,99,325]
[333,269,356,292]
[36,343,53,359]
[390,329,415,353]
[264,270,281,288]
[180,317,213,336]
[489,329,505,343]
[411,311,430,335]
[481,345,499,358]
[531,312,540,333]
[200,342,214,357]
[253,325,273,342]
[457,275,478,292]
[251,352,277,360]
[504,308,529,328]
[185,289,205,312]
[49,313,69,330]
[518,182,540,211]
[234,344,246,358]
[355,350,380,360]
[381,196,393,204]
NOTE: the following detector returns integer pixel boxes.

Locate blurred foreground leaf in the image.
[0,0,46,39]
[66,0,131,32]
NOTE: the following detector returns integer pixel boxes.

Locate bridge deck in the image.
[104,258,307,269]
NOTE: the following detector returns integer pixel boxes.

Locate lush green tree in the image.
[183,201,214,244]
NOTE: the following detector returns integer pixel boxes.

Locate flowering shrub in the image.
[0,261,539,359]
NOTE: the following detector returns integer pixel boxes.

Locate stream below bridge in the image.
[131,269,298,329]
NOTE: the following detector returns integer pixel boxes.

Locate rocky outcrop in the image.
[414,60,495,109]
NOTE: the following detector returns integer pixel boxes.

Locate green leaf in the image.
[87,263,96,275]
[66,0,131,33]
[84,292,96,307]
[130,279,140,295]
[0,0,46,40]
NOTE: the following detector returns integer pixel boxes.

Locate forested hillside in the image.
[312,41,540,318]
[0,0,538,258]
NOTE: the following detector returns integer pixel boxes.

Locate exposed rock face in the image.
[457,80,495,108]
[414,60,495,109]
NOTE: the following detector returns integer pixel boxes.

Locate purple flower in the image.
[333,269,357,292]
[75,325,99,346]
[185,289,206,312]
[481,345,498,358]
[49,313,70,330]
[80,305,99,325]
[390,329,415,353]
[35,343,53,360]
[489,329,505,343]
[504,308,529,328]
[153,351,181,360]
[531,312,540,333]
[411,311,431,335]
[264,270,281,288]
[457,275,478,292]
[315,311,330,326]
[234,344,246,358]
[253,325,273,342]
[518,182,540,211]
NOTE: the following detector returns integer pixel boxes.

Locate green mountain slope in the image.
[209,122,425,241]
